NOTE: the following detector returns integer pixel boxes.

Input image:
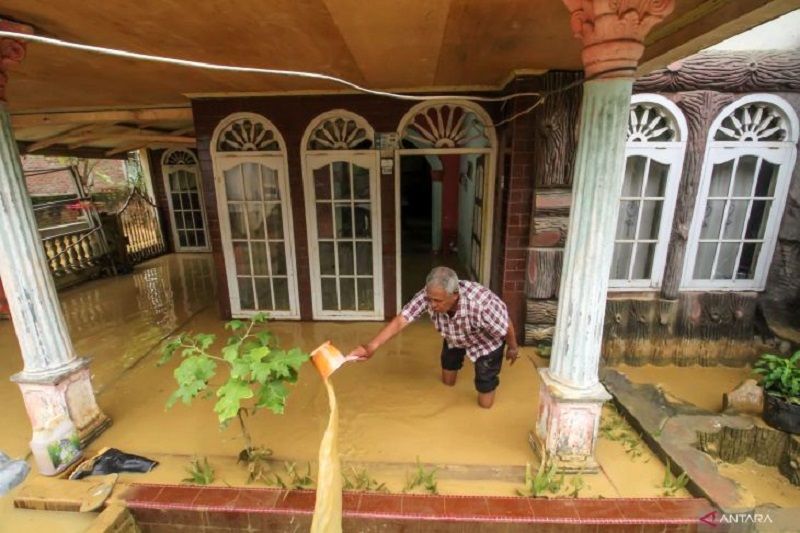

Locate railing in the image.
[118,192,166,264]
[43,228,110,279]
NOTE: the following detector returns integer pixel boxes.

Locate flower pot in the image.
[763,393,800,434]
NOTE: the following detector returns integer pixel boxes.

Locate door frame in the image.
[302,150,384,320]
[394,147,495,312]
[161,148,212,253]
[212,152,301,319]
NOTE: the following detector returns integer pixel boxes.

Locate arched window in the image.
[399,102,491,149]
[609,95,687,289]
[683,95,798,290]
[161,149,211,252]
[211,113,299,318]
[301,110,383,320]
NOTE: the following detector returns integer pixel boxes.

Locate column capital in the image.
[0,20,34,103]
[562,0,675,79]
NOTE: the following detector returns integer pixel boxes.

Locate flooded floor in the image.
[0,253,751,530]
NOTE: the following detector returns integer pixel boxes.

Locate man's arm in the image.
[505,321,519,365]
[348,314,409,360]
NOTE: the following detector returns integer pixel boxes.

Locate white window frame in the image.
[301,110,384,320]
[682,94,799,291]
[161,148,212,252]
[211,112,300,319]
[609,94,687,291]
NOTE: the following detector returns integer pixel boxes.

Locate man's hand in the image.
[505,346,519,366]
[348,344,373,361]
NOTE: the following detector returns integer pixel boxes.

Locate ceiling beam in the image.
[25,124,98,153]
[638,0,800,75]
[10,108,193,129]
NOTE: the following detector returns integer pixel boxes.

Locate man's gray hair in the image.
[425,267,459,294]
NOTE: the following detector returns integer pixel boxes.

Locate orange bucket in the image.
[310,341,356,380]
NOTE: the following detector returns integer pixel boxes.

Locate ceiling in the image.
[2,0,795,155]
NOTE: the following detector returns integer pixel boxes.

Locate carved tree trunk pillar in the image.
[532,1,674,473]
[0,23,110,468]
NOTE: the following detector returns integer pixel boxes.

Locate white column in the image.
[549,78,632,389]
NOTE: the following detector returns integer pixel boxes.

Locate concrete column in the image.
[532,1,675,472]
[0,21,109,459]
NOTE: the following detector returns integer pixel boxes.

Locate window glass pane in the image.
[754,160,778,197]
[645,160,669,197]
[224,166,244,200]
[175,209,186,229]
[621,156,646,196]
[353,165,370,199]
[736,243,761,280]
[638,200,663,240]
[745,200,771,240]
[316,204,333,239]
[196,231,206,248]
[321,278,338,310]
[319,242,335,275]
[616,200,639,240]
[185,171,199,191]
[254,278,272,310]
[631,242,655,279]
[700,200,725,239]
[170,171,181,192]
[610,243,632,279]
[314,166,331,200]
[172,192,183,210]
[178,232,188,247]
[722,200,748,239]
[193,211,204,228]
[242,162,263,201]
[714,242,739,280]
[708,160,733,197]
[178,170,189,191]
[186,230,197,248]
[181,193,192,209]
[233,242,251,275]
[247,204,265,240]
[265,204,283,239]
[251,242,268,275]
[353,203,371,238]
[228,204,247,239]
[262,167,280,200]
[339,278,356,310]
[187,193,200,210]
[238,278,255,310]
[732,156,757,196]
[273,278,290,310]
[693,243,717,279]
[332,162,351,199]
[357,278,374,311]
[356,242,373,275]
[269,242,286,275]
[338,242,354,275]
[335,205,353,238]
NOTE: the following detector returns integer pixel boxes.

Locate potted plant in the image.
[753,350,800,434]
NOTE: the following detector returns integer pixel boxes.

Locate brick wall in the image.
[191,95,501,320]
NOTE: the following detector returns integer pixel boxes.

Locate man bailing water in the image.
[348,266,519,409]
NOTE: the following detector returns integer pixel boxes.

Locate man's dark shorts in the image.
[440,341,505,393]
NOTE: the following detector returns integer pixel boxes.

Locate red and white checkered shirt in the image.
[401,280,509,361]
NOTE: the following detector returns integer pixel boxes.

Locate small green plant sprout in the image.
[753,351,800,404]
[159,312,310,457]
[237,446,274,484]
[283,461,314,490]
[660,459,689,497]
[599,405,646,460]
[404,457,438,495]
[566,473,585,498]
[342,466,388,493]
[183,457,215,485]
[516,460,564,498]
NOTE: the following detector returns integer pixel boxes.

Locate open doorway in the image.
[399,153,481,303]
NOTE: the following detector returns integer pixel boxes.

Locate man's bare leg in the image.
[477,390,496,409]
[442,369,458,386]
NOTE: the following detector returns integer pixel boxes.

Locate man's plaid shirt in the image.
[401,280,509,361]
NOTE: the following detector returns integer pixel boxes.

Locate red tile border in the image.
[122,483,712,526]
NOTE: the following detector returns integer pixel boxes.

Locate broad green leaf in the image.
[256,381,288,414]
[214,379,254,423]
[246,346,270,363]
[255,331,274,347]
[225,319,246,332]
[158,337,182,366]
[195,333,216,351]
[222,344,239,363]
